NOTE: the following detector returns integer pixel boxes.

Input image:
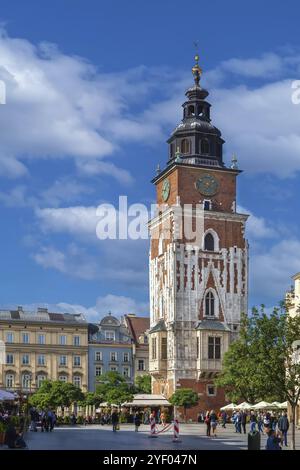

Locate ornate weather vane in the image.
[192,40,202,86]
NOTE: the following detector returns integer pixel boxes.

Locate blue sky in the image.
[0,0,300,320]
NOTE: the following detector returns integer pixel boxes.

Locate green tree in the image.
[135,374,151,394]
[29,380,84,409]
[96,371,134,406]
[216,305,300,449]
[80,392,103,408]
[169,388,198,422]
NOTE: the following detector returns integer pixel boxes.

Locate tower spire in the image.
[192,42,202,86]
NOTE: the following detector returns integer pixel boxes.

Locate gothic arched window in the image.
[181,139,190,155]
[205,291,215,317]
[204,233,215,251]
[201,138,210,155]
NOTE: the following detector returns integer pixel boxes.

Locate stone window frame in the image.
[203,288,219,318]
[202,228,220,252]
[206,383,217,397]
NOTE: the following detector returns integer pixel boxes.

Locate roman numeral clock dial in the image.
[161,178,170,202]
[195,174,219,196]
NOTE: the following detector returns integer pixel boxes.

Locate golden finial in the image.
[192,41,202,86]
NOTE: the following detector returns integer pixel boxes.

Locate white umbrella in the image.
[220,403,237,411]
[236,402,254,410]
[0,390,15,401]
[253,401,273,410]
[278,401,288,409]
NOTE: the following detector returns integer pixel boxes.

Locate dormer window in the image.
[105,330,115,341]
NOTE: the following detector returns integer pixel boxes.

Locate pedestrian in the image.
[258,412,263,433]
[161,411,166,426]
[134,412,141,432]
[210,410,218,438]
[250,411,257,433]
[263,412,271,433]
[29,407,39,432]
[197,412,202,423]
[265,429,282,450]
[278,411,289,447]
[4,418,27,449]
[205,411,211,437]
[241,411,247,434]
[236,411,242,433]
[111,409,119,432]
[221,410,227,428]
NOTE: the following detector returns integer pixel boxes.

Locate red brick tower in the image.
[148,53,249,420]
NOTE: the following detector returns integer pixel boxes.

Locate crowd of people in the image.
[200,408,289,449]
[29,407,57,432]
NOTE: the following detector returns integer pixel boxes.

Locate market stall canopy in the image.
[122,394,171,407]
[278,401,288,409]
[0,390,15,401]
[96,403,119,409]
[220,403,237,411]
[236,402,254,410]
[253,401,274,410]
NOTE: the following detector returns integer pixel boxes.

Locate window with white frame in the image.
[59,375,67,382]
[123,352,129,362]
[110,352,117,362]
[6,373,14,389]
[73,376,81,388]
[95,351,102,362]
[6,353,14,365]
[207,384,217,396]
[22,373,31,389]
[208,337,221,360]
[59,335,67,345]
[110,366,117,372]
[59,355,67,366]
[73,356,81,367]
[95,366,102,376]
[73,335,80,346]
[38,334,45,345]
[38,355,45,366]
[105,330,115,341]
[22,332,30,344]
[205,291,215,317]
[6,332,14,343]
[22,354,29,365]
[138,359,145,371]
[123,367,130,378]
[37,375,46,388]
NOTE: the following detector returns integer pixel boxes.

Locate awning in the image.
[122,394,171,407]
[0,390,16,401]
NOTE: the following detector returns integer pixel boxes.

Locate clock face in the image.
[195,174,219,196]
[161,178,170,202]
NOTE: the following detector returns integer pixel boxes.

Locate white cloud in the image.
[250,238,300,303]
[57,295,149,320]
[238,205,277,239]
[33,244,99,280]
[35,205,99,237]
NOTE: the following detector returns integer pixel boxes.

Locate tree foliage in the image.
[169,388,198,422]
[134,374,152,394]
[95,371,134,405]
[29,380,85,409]
[216,304,300,449]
